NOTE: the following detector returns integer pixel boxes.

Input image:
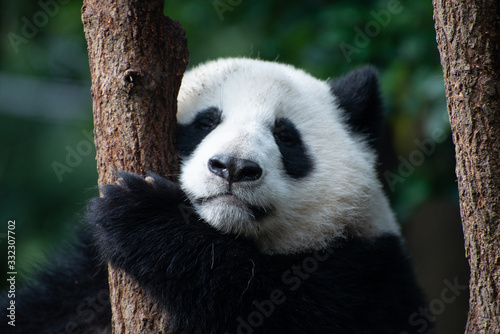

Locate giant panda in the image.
[2,58,431,334]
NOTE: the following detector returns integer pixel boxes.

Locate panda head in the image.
[177,58,399,254]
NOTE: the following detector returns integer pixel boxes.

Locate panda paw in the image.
[86,172,190,266]
[90,171,186,225]
[110,172,184,204]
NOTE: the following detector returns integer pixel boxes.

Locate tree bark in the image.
[81,1,188,332]
[433,1,500,333]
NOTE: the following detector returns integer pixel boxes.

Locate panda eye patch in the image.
[176,107,222,157]
[273,119,299,146]
[194,107,222,130]
[272,118,313,179]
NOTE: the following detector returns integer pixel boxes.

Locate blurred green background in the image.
[0,0,468,333]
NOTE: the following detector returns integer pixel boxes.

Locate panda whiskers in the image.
[210,243,215,270]
[240,259,256,299]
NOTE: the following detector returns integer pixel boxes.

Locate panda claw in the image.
[145,176,155,184]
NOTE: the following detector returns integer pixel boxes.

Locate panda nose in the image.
[208,155,262,183]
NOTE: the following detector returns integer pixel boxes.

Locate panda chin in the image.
[194,194,271,235]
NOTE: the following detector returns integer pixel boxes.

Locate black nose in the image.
[208,155,262,183]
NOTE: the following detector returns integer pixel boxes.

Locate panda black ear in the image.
[329,66,383,147]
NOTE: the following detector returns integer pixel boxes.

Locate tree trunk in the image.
[81,1,188,332]
[433,1,500,333]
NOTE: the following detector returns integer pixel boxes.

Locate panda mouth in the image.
[196,193,271,221]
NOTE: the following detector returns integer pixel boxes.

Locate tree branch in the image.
[433,1,500,332]
[82,0,188,332]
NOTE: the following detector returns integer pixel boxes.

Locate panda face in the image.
[177,58,399,254]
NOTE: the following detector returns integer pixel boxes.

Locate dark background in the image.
[0,1,468,333]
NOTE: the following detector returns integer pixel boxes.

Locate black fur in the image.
[0,233,111,334]
[329,66,384,147]
[2,173,431,334]
[85,173,428,334]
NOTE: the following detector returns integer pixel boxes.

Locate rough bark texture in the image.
[433,1,500,333]
[81,0,188,332]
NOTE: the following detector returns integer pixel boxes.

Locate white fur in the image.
[178,58,400,254]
